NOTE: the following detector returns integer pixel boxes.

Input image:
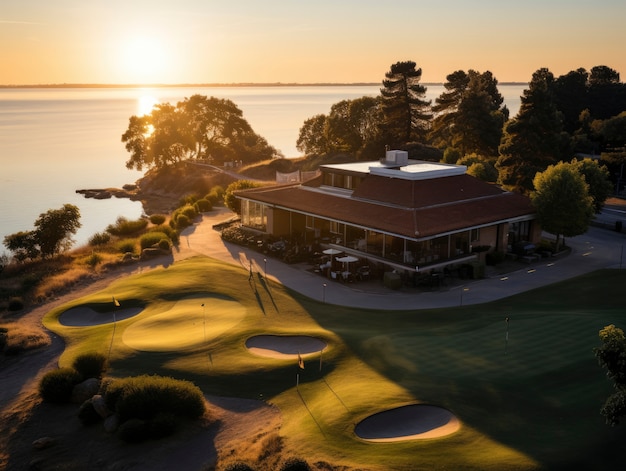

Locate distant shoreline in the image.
[0,82,528,89]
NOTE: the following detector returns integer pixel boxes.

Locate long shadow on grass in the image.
[256,272,279,313]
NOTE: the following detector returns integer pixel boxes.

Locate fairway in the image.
[123,296,247,351]
[43,257,626,471]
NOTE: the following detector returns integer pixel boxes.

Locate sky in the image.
[2,0,625,85]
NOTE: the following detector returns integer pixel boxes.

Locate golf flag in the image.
[298,352,305,369]
[112,296,120,307]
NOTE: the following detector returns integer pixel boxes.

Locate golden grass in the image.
[0,321,51,353]
[34,266,94,300]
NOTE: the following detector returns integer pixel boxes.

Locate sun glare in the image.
[121,36,169,84]
[137,94,159,116]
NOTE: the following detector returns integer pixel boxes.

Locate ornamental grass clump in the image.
[72,352,108,380]
[139,232,170,250]
[104,374,206,423]
[39,367,82,403]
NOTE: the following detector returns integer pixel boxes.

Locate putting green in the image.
[123,296,247,352]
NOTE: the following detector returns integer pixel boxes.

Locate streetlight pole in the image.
[460,287,469,306]
[323,283,327,303]
[264,258,267,280]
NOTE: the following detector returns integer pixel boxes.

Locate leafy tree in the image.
[325,96,380,156]
[33,204,82,258]
[3,230,38,262]
[380,61,432,146]
[224,180,262,214]
[122,95,277,171]
[571,158,613,212]
[588,65,626,121]
[496,68,570,194]
[531,162,593,252]
[296,114,329,155]
[594,324,626,426]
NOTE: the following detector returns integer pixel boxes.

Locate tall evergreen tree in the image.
[496,68,570,194]
[430,70,506,157]
[380,61,432,147]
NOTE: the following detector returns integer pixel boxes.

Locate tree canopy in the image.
[122,95,278,171]
[3,204,81,260]
[380,61,432,147]
[531,162,594,251]
[594,324,626,426]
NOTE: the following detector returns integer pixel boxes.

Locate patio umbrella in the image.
[336,255,358,264]
[323,248,343,255]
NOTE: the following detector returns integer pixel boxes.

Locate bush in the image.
[7,297,24,311]
[118,418,149,443]
[39,367,82,403]
[279,457,311,471]
[78,399,102,426]
[485,250,506,266]
[194,198,212,212]
[85,252,102,268]
[89,232,111,246]
[116,239,137,254]
[224,463,256,471]
[149,225,179,245]
[72,352,108,379]
[206,186,224,205]
[157,239,171,251]
[149,214,167,225]
[104,375,206,422]
[106,217,148,237]
[140,232,169,250]
[173,213,191,230]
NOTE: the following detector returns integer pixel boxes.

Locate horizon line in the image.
[0,81,529,89]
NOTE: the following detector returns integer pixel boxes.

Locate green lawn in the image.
[44,256,626,470]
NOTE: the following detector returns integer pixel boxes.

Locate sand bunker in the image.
[59,306,143,326]
[355,404,460,441]
[123,296,246,352]
[246,335,327,359]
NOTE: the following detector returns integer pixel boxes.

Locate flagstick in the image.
[319,348,323,372]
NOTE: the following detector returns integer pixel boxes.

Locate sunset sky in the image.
[2,0,625,85]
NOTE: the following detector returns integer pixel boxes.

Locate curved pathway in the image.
[175,207,626,310]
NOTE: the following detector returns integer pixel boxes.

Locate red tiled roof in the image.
[237,177,534,239]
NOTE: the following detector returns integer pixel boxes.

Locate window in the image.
[471,228,480,242]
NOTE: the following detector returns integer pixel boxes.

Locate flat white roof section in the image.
[322,159,467,181]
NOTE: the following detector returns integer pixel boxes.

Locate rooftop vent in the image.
[382,150,409,167]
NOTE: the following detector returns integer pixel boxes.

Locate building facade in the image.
[236,151,540,273]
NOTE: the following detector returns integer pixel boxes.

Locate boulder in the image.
[91,394,112,418]
[32,436,56,450]
[70,378,100,404]
[103,414,120,433]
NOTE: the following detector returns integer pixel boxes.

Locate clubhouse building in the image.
[235,150,540,274]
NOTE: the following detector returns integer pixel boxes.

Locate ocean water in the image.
[0,84,525,249]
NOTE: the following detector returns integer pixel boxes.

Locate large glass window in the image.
[241,200,266,231]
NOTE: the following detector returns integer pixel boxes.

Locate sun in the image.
[120,36,170,84]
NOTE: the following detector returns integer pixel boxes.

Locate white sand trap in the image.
[123,296,246,352]
[246,335,327,359]
[355,404,460,441]
[59,306,144,326]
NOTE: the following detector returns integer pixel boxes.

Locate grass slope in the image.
[44,257,626,470]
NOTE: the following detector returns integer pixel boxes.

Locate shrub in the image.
[78,399,102,426]
[39,367,82,403]
[7,297,24,311]
[194,198,212,212]
[149,214,167,225]
[140,232,169,250]
[149,225,179,245]
[180,204,199,220]
[157,239,171,251]
[485,250,506,266]
[206,186,224,205]
[279,457,311,471]
[173,213,191,230]
[224,463,256,471]
[116,239,137,254]
[85,252,102,268]
[89,232,111,246]
[118,418,149,443]
[0,322,50,355]
[106,217,148,237]
[104,375,206,422]
[72,352,108,379]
